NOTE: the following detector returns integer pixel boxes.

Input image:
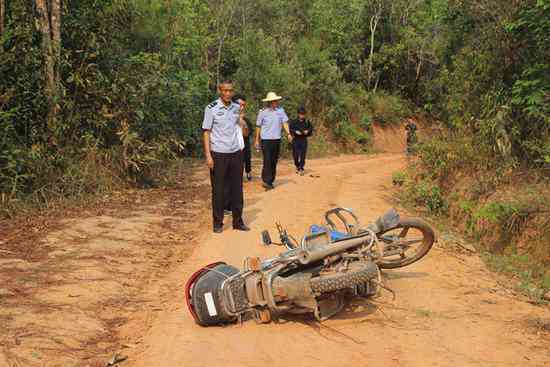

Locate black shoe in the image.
[246,172,252,181]
[262,182,274,190]
[213,226,223,234]
[233,224,251,231]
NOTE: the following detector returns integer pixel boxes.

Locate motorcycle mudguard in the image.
[368,208,400,233]
[185,262,240,326]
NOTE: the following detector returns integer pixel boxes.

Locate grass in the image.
[392,171,406,186]
[414,308,433,318]
[0,157,198,220]
[482,252,549,304]
[392,158,549,304]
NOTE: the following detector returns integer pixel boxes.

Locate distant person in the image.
[202,80,250,233]
[289,106,313,175]
[405,119,418,154]
[255,92,292,190]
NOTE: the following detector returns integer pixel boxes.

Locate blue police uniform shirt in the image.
[202,98,242,153]
[256,106,289,140]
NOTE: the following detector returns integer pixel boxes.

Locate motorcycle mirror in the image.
[261,230,272,246]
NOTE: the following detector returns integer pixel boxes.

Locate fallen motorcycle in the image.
[185,208,435,326]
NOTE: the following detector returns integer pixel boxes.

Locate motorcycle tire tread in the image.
[310,262,378,294]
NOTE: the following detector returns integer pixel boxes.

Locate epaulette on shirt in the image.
[208,101,218,109]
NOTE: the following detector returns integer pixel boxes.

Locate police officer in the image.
[202,80,250,233]
[289,106,313,175]
[254,92,291,190]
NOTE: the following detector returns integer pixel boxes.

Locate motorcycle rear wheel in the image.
[377,218,435,269]
[310,261,379,294]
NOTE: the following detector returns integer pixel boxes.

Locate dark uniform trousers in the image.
[292,138,308,170]
[261,139,281,185]
[243,138,252,174]
[210,150,244,228]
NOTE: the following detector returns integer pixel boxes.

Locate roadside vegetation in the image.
[1,0,548,253]
[388,1,549,301]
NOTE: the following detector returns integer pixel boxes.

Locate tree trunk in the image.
[51,0,61,85]
[367,11,380,91]
[0,0,4,38]
[162,0,176,53]
[35,0,58,136]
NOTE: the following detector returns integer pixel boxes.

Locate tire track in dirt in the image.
[124,154,550,367]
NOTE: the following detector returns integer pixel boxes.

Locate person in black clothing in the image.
[289,106,313,175]
[233,94,253,181]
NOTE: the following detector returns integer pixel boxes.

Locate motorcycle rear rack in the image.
[222,274,249,315]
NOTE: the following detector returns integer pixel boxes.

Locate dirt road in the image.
[123,154,549,367]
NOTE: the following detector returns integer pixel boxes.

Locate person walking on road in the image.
[289,106,313,175]
[255,92,291,190]
[202,80,250,233]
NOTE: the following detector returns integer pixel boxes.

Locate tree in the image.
[51,0,61,85]
[366,0,383,91]
[0,0,4,37]
[34,0,61,137]
[214,0,238,86]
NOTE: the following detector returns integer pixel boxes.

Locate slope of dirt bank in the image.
[372,122,407,153]
[371,117,434,154]
[123,154,549,367]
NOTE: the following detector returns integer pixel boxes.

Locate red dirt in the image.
[1,142,548,366]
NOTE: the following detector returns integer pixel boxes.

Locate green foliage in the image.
[404,177,448,215]
[368,92,412,125]
[392,171,406,186]
[2,0,549,215]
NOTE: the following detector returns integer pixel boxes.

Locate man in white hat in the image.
[255,92,292,189]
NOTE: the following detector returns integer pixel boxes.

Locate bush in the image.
[405,177,448,215]
[368,92,412,125]
[392,171,406,186]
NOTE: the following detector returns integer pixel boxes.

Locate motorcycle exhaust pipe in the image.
[298,236,369,265]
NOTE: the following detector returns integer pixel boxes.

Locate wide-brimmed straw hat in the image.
[262,92,283,102]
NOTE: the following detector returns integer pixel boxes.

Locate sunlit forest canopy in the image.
[0,0,548,204]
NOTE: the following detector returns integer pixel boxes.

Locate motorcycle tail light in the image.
[185,262,226,323]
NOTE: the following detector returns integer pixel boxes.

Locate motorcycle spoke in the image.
[398,227,409,238]
[397,237,424,246]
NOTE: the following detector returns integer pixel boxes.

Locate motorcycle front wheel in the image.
[377,218,435,269]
